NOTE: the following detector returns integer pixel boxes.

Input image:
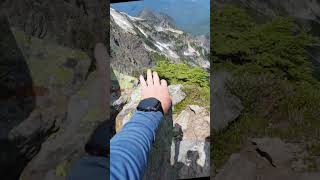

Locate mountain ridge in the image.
[110,8,210,75]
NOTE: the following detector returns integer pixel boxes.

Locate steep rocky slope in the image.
[0,1,107,179]
[110,8,210,179]
[212,1,320,180]
[111,72,210,179]
[110,8,210,75]
[215,0,320,23]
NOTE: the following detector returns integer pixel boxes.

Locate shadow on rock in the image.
[171,124,210,179]
[0,15,36,180]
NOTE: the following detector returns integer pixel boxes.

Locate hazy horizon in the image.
[111,0,210,36]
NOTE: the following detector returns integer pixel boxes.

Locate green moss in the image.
[174,85,209,114]
[12,29,90,87]
[54,67,73,84]
[55,160,68,177]
[12,29,32,45]
[308,143,320,156]
[113,70,139,90]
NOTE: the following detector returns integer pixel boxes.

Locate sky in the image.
[111,0,210,36]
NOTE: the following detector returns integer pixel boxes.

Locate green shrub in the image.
[153,60,209,88]
[212,6,318,83]
[212,5,320,170]
[152,60,209,113]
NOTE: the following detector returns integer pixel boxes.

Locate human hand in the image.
[139,69,172,114]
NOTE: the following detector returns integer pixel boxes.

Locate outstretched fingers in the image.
[161,79,167,87]
[140,75,147,88]
[153,71,160,86]
[147,69,153,86]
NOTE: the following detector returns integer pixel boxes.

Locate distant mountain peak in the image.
[138,8,176,28]
[157,12,176,28]
[138,8,158,22]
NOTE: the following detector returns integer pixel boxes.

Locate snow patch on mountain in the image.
[110,8,209,70]
[155,41,180,59]
[184,42,200,56]
[137,26,148,37]
[144,43,157,52]
[156,26,184,34]
[127,14,145,21]
[111,8,136,34]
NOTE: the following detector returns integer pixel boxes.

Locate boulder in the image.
[0,21,92,179]
[0,1,107,179]
[212,70,243,130]
[171,105,210,179]
[169,84,187,106]
[115,82,186,132]
[114,81,214,179]
[8,30,91,160]
[214,153,257,180]
[299,173,320,180]
[19,71,108,180]
[215,137,320,180]
[174,105,209,141]
[1,0,106,53]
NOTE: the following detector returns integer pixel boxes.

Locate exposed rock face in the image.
[168,84,186,106]
[1,0,107,52]
[19,71,107,180]
[1,28,93,179]
[0,16,36,180]
[114,75,186,131]
[171,105,210,179]
[111,74,186,180]
[214,138,320,180]
[110,11,211,179]
[212,70,243,130]
[110,9,153,75]
[0,1,107,179]
[111,71,210,179]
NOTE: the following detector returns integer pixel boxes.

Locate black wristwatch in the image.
[137,97,164,115]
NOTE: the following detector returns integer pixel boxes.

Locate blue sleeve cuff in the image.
[110,111,164,180]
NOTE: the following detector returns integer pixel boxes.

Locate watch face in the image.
[139,98,159,109]
[137,97,163,114]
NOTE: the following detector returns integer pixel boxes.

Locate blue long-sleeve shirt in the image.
[110,111,163,180]
[68,111,163,180]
